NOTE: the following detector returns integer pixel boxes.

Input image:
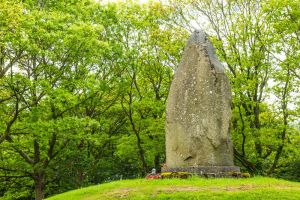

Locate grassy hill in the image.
[47,177,300,200]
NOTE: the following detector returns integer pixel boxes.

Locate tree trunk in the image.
[34,172,45,200]
[126,98,148,176]
[133,131,148,176]
[233,148,256,172]
[154,154,160,173]
[269,69,290,174]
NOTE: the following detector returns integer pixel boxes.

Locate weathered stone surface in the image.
[165,30,235,169]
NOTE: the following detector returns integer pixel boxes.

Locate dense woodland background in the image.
[0,0,299,199]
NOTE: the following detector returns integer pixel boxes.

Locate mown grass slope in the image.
[47,177,300,200]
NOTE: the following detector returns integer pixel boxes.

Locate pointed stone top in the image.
[188,29,208,45]
[185,29,225,73]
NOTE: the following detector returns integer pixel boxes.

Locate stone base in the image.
[161,166,241,178]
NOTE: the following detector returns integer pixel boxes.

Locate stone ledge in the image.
[161,166,240,175]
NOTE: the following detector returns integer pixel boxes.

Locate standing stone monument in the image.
[162,30,240,175]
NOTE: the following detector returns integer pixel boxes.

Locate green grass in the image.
[46,177,300,200]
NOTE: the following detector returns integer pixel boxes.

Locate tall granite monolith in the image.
[162,30,239,175]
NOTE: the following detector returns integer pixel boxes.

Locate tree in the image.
[263,0,300,176]
[0,0,115,199]
[108,1,187,176]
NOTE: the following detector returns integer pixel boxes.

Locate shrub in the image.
[161,172,191,179]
